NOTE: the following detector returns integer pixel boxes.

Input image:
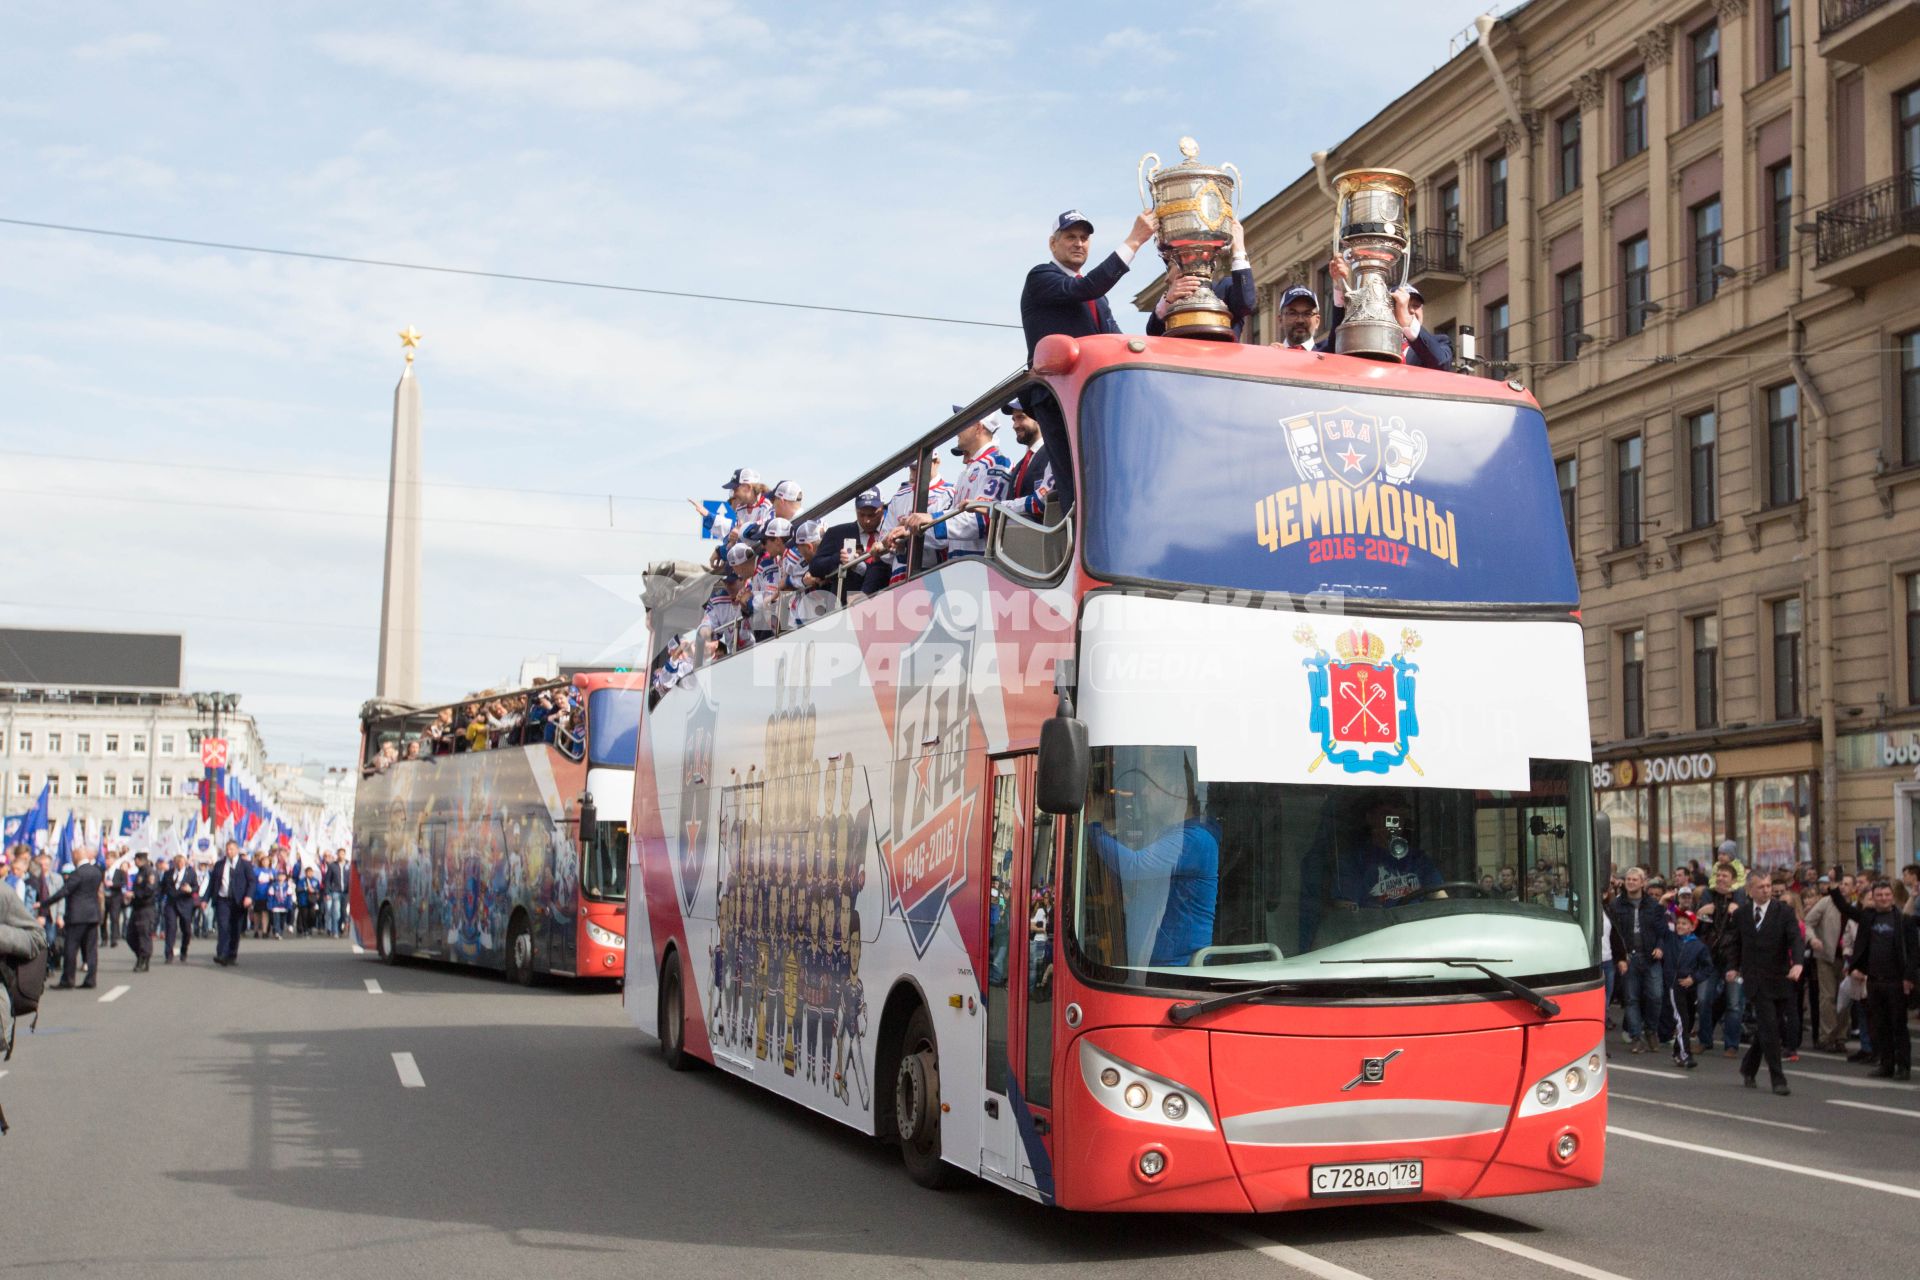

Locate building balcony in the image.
[1810,170,1920,288]
[1409,228,1465,292]
[1819,0,1920,65]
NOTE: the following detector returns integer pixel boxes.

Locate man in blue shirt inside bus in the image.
[1333,797,1444,908]
[1085,783,1220,968]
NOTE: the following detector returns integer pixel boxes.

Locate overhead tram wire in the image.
[0,596,634,648]
[0,216,1023,332]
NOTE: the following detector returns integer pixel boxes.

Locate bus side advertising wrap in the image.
[1078,368,1579,605]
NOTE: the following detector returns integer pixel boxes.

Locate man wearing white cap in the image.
[905,411,1010,560]
[880,455,953,583]
[711,467,771,543]
[752,518,794,640]
[770,480,804,523]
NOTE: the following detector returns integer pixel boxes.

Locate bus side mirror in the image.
[1037,697,1089,816]
[579,795,597,847]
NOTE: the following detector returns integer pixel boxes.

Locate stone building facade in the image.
[1211,0,1920,872]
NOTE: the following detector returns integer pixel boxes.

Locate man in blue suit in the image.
[205,840,253,967]
[1145,217,1257,340]
[1328,257,1454,370]
[1019,208,1157,513]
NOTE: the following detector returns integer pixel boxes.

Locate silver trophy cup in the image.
[1330,168,1417,362]
[1138,137,1243,341]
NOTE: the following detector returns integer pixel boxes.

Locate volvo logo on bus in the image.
[1342,1048,1404,1091]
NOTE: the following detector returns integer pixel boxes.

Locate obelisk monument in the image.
[375,326,424,703]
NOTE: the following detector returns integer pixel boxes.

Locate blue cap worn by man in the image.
[1271,284,1329,352]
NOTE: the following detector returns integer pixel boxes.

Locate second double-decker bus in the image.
[351,673,645,981]
[626,332,1605,1211]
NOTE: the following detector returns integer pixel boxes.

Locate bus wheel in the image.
[377,907,399,965]
[894,1004,957,1188]
[658,949,694,1071]
[504,914,534,987]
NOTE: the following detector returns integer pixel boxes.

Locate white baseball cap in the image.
[761,517,793,540]
[771,480,803,502]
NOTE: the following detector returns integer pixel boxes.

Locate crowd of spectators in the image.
[1601,840,1919,1083]
[365,684,586,775]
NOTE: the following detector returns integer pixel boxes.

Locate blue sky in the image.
[0,1,1505,765]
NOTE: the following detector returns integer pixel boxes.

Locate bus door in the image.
[980,754,1058,1189]
[415,820,447,954]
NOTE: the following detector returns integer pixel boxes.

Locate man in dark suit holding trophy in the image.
[1727,872,1805,1095]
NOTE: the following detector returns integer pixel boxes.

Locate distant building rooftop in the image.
[0,628,183,690]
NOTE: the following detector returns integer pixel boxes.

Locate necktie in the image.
[1012,450,1034,496]
[1076,271,1099,329]
[1756,903,1767,930]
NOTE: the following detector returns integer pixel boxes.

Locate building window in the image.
[159,774,174,799]
[159,733,175,755]
[102,774,117,798]
[1621,69,1649,160]
[1693,614,1720,730]
[1691,197,1723,304]
[1907,573,1920,705]
[1557,266,1584,360]
[1690,23,1721,122]
[1767,162,1792,273]
[1439,179,1461,240]
[1486,151,1508,232]
[74,775,89,798]
[131,733,147,753]
[1768,0,1791,78]
[1772,597,1803,718]
[15,732,30,754]
[1616,434,1644,547]
[1901,83,1920,178]
[130,774,147,799]
[46,732,62,754]
[11,774,27,798]
[1485,297,1510,365]
[1687,409,1718,527]
[1766,381,1802,505]
[1556,112,1581,197]
[1557,456,1579,552]
[1900,329,1920,466]
[105,733,120,753]
[1622,629,1647,739]
[1621,235,1650,336]
[75,732,91,753]
[47,774,60,797]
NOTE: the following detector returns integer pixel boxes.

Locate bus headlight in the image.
[1078,1041,1216,1131]
[1517,1040,1606,1119]
[1124,1083,1151,1110]
[585,921,625,949]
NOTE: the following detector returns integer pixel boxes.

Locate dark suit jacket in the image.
[45,862,105,925]
[1021,254,1129,359]
[1008,445,1050,502]
[1144,266,1258,339]
[1733,898,1806,995]
[810,522,889,596]
[161,866,201,904]
[205,856,251,906]
[1326,303,1455,370]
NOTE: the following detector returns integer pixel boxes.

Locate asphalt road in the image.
[5,936,1916,1279]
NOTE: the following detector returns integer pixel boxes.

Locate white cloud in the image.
[494,0,770,52]
[313,33,687,111]
[1086,27,1175,64]
[72,33,169,61]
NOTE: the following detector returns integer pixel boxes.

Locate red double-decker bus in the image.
[626,333,1604,1210]
[351,673,644,982]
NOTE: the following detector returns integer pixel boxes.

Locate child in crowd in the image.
[1666,910,1712,1070]
[268,871,295,938]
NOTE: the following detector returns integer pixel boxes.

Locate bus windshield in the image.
[1078,367,1578,605]
[588,688,644,768]
[1070,746,1595,993]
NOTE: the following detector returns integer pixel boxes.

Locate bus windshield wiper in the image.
[1323,957,1561,1017]
[1167,979,1360,1024]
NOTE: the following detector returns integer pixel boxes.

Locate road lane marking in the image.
[1606,1063,1686,1079]
[364,979,383,994]
[1609,1125,1920,1201]
[352,943,364,955]
[1781,1067,1917,1092]
[1406,1212,1637,1280]
[98,985,130,1003]
[1828,1099,1920,1119]
[391,1052,425,1088]
[1213,1226,1376,1280]
[1611,1092,1818,1132]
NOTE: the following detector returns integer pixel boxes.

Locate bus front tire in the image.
[504,914,534,986]
[658,949,694,1071]
[894,1004,957,1188]
[377,907,399,965]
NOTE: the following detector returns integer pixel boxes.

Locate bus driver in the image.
[1332,796,1446,909]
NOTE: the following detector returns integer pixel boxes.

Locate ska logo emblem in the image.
[1282,407,1428,489]
[675,697,717,914]
[1294,625,1424,776]
[884,592,975,959]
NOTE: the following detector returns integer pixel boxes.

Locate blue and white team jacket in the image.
[930,448,1012,557]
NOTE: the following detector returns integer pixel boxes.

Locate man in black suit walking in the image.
[1727,872,1805,1095]
[43,858,105,989]
[160,853,200,963]
[205,841,253,967]
[1018,208,1158,514]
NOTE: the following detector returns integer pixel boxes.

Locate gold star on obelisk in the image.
[398,325,423,363]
